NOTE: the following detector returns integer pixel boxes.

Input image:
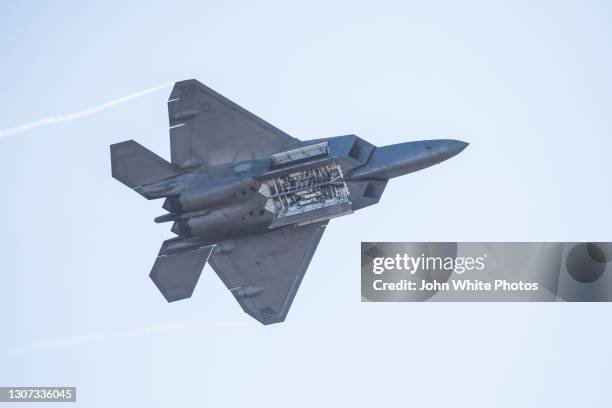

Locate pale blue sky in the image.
[1,1,612,407]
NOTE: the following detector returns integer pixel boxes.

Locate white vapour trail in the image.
[0,83,172,139]
[13,321,253,354]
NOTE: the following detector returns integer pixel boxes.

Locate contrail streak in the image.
[0,83,172,139]
[12,321,253,354]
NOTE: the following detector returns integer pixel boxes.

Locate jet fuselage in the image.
[141,136,467,253]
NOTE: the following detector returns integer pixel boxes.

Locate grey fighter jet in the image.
[110,79,468,325]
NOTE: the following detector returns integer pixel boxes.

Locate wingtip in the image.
[244,307,287,326]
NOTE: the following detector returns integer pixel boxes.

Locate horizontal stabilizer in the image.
[111,140,183,189]
[150,240,215,302]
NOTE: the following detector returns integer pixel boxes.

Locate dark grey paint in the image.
[110,79,468,325]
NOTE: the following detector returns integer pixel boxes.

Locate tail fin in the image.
[110,140,183,189]
[150,239,215,302]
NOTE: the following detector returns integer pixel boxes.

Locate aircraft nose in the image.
[439,139,469,159]
[346,138,469,180]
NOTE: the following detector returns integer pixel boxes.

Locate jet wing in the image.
[167,79,299,169]
[209,222,327,325]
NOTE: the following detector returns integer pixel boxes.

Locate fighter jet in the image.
[110,79,468,325]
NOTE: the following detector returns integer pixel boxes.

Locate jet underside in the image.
[110,79,467,325]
